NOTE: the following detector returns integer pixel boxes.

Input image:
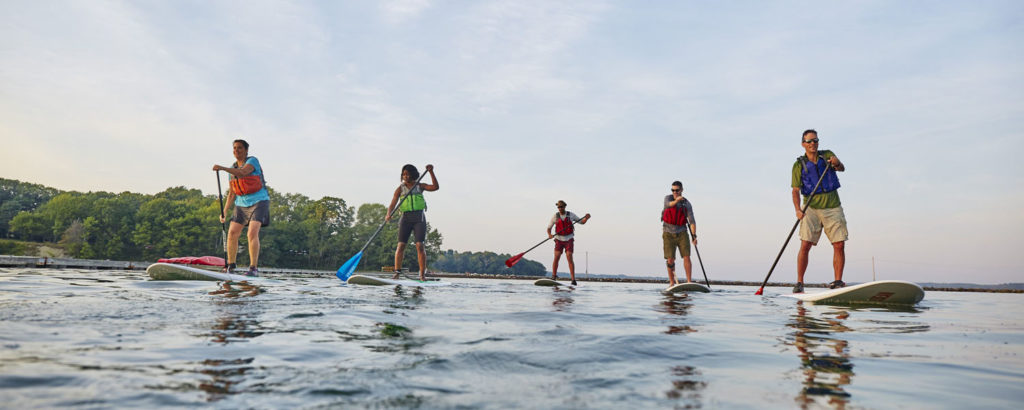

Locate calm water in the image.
[1,268,1022,409]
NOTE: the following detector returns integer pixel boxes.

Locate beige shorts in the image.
[799,206,848,245]
[663,231,691,259]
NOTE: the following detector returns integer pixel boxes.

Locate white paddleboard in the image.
[782,280,924,305]
[663,282,711,293]
[346,274,450,287]
[534,278,572,287]
[147,262,264,282]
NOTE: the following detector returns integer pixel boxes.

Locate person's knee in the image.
[666,260,675,269]
[832,241,845,251]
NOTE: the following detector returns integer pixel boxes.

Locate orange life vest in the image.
[228,157,265,195]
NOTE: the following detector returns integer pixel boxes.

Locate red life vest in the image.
[662,203,688,226]
[555,214,574,236]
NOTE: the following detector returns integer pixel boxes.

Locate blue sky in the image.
[2,1,1021,284]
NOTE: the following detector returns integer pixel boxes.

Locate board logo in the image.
[869,292,894,302]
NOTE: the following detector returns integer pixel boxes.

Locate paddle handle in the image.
[756,161,833,293]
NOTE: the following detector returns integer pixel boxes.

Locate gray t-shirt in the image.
[663,195,695,234]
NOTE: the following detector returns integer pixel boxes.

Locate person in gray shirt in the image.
[662,181,697,285]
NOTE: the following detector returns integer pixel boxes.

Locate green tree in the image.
[0,178,60,237]
[59,219,86,257]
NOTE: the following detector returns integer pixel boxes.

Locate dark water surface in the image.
[1,268,1021,408]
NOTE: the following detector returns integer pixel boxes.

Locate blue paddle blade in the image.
[336,251,363,281]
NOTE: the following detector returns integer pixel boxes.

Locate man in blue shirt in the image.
[213,139,270,276]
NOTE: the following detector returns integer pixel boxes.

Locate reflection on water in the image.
[658,294,696,335]
[197,358,255,402]
[199,281,265,402]
[786,302,934,408]
[789,303,854,408]
[390,286,425,310]
[549,287,574,312]
[666,365,707,403]
[657,293,706,405]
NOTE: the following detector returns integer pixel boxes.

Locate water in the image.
[1,268,1022,409]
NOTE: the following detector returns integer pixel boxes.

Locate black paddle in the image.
[215,170,229,265]
[686,221,711,289]
[755,160,833,295]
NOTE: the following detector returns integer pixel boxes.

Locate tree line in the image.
[0,178,545,275]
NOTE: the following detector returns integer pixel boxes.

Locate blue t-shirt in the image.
[232,157,270,207]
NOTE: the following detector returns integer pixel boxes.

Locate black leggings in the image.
[398,211,426,243]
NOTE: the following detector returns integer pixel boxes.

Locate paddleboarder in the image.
[546,200,591,285]
[212,139,270,276]
[791,129,847,293]
[663,181,698,286]
[385,164,438,281]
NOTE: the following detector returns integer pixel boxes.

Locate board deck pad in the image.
[782,280,924,305]
[534,278,571,287]
[663,282,711,293]
[147,263,264,282]
[346,274,450,287]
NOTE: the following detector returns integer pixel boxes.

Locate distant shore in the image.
[1,255,1020,293]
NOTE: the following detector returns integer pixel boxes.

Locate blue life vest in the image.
[800,154,840,196]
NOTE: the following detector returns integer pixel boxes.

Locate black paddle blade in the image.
[505,253,524,267]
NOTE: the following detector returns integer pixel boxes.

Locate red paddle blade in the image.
[754,287,764,295]
[505,253,525,267]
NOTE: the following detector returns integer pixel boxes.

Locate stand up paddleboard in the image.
[147,262,264,282]
[534,278,572,287]
[663,282,711,293]
[346,274,450,287]
[782,280,924,305]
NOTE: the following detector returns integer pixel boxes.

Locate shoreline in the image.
[1,255,1020,293]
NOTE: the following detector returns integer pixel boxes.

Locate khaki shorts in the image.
[799,206,848,245]
[663,231,690,259]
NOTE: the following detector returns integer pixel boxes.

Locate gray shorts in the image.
[232,200,270,227]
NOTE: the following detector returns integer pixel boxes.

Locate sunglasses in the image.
[803,138,819,144]
[671,189,681,192]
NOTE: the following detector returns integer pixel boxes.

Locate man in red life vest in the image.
[546,200,591,285]
[663,181,697,285]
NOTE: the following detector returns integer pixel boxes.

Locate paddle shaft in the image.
[755,160,833,293]
[686,221,711,288]
[507,216,584,265]
[356,169,430,255]
[215,171,228,256]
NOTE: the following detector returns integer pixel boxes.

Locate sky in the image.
[1,1,1022,284]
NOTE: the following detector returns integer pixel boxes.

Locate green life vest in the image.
[398,184,427,212]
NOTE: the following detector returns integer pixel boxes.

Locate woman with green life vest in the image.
[385,164,439,281]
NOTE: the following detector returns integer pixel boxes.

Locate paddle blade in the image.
[505,253,525,267]
[336,251,363,281]
[754,287,764,295]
